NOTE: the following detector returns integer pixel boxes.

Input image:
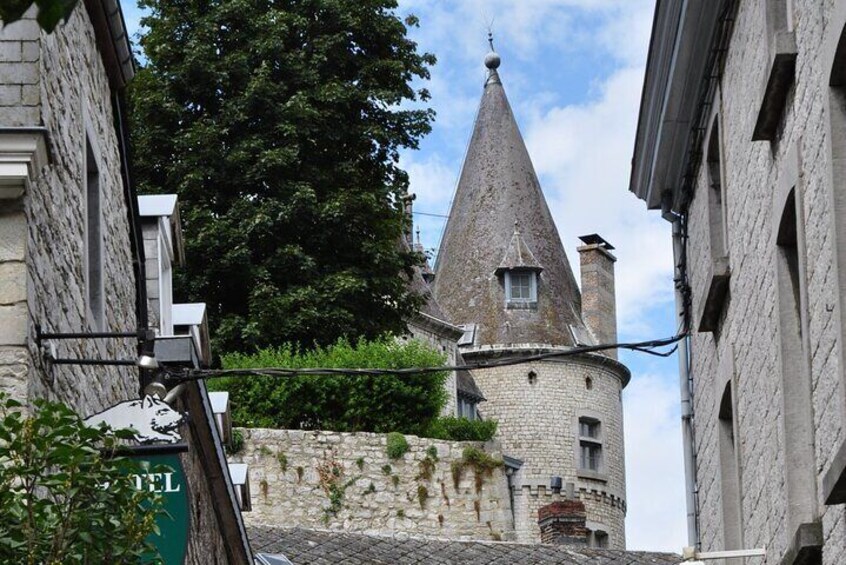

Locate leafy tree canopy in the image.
[0,0,76,32]
[209,338,447,436]
[0,394,164,564]
[129,0,435,354]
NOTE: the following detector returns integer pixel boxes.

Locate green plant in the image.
[0,393,165,564]
[0,0,76,32]
[391,475,400,488]
[438,514,444,527]
[417,485,429,508]
[426,417,498,442]
[211,339,448,435]
[259,446,273,456]
[381,464,392,475]
[296,466,304,483]
[277,452,288,473]
[364,483,376,495]
[416,448,438,482]
[356,457,365,471]
[386,432,409,459]
[451,461,463,491]
[227,428,245,455]
[316,453,357,522]
[397,509,405,519]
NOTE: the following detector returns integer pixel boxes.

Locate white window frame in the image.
[504,270,537,304]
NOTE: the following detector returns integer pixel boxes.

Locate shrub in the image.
[0,393,165,564]
[425,417,498,442]
[210,338,448,436]
[386,432,409,459]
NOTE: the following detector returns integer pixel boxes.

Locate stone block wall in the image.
[230,428,515,541]
[683,2,846,564]
[463,349,627,547]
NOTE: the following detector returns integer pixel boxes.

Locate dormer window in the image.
[505,271,537,304]
[496,222,543,309]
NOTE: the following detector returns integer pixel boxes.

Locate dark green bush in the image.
[426,417,498,442]
[209,338,448,436]
[386,432,409,459]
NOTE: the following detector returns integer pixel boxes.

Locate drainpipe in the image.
[674,218,699,547]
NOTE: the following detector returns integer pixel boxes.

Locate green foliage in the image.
[364,482,376,495]
[210,338,447,436]
[381,464,392,476]
[0,393,164,564]
[386,432,409,459]
[416,447,437,482]
[426,446,439,460]
[129,0,436,354]
[396,509,405,519]
[296,466,304,483]
[227,428,245,455]
[277,452,288,473]
[449,447,502,494]
[316,453,356,522]
[426,417,498,442]
[416,485,428,508]
[391,475,400,488]
[355,457,365,471]
[0,0,77,32]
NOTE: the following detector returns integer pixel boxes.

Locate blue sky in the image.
[122,0,686,551]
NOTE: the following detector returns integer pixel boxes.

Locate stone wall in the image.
[231,428,516,541]
[462,349,627,547]
[684,2,846,564]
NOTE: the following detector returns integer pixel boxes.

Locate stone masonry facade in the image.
[231,428,518,541]
[0,8,137,414]
[1,6,243,563]
[681,2,846,564]
[464,350,628,547]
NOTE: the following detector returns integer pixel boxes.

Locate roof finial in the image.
[484,29,501,71]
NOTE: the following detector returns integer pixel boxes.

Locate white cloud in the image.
[623,372,688,551]
[525,66,674,335]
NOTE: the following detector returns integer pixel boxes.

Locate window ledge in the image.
[753,32,797,141]
[823,437,846,504]
[697,256,730,332]
[777,522,822,565]
[577,470,608,483]
[0,127,50,198]
[506,301,537,310]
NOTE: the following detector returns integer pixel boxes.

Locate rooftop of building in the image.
[249,526,681,565]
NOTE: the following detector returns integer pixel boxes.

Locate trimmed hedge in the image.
[426,417,498,442]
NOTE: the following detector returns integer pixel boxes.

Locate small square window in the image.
[579,420,600,439]
[505,271,537,305]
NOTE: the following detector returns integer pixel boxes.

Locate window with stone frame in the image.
[85,135,104,330]
[578,416,602,473]
[753,0,797,140]
[505,270,537,304]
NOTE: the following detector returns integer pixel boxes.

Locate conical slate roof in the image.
[432,53,586,347]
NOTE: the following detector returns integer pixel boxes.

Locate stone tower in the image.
[432,44,630,548]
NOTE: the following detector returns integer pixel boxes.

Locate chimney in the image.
[402,192,416,247]
[577,234,618,359]
[538,500,588,545]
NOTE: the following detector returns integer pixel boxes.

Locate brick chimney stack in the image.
[402,192,416,247]
[538,500,588,545]
[577,234,618,359]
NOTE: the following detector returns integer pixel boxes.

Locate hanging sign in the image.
[131,450,190,565]
[85,396,191,563]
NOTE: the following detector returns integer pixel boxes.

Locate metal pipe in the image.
[51,358,137,366]
[674,218,699,547]
[164,383,186,404]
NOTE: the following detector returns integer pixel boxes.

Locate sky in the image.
[122,0,686,552]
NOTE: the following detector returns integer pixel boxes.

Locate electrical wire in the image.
[162,333,687,383]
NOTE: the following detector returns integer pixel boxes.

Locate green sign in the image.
[130,453,190,564]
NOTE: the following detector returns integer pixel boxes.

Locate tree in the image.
[129,0,435,354]
[0,394,164,564]
[0,0,76,32]
[209,338,447,436]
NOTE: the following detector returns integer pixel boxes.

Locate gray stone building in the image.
[430,47,631,548]
[0,3,251,563]
[631,1,846,564]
